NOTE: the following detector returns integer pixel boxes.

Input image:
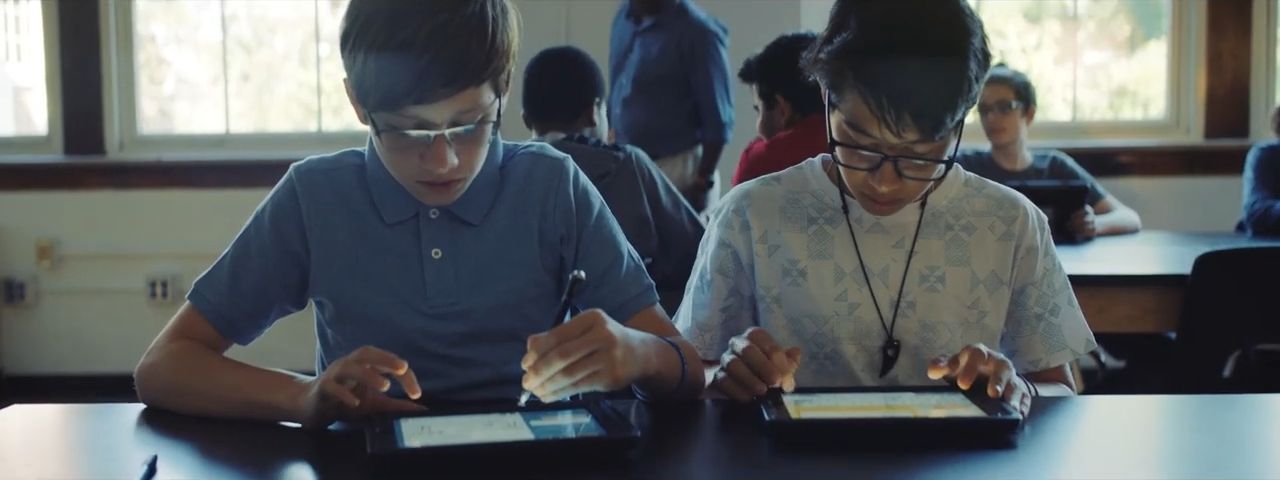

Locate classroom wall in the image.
[0,0,1248,376]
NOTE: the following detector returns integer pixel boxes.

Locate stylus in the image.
[519,269,588,407]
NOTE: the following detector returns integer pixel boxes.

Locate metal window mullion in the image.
[314,0,322,132]
[220,0,229,135]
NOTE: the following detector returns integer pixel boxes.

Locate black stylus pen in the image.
[139,454,157,480]
[518,269,587,407]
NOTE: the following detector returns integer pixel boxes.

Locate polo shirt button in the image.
[431,248,443,260]
[429,209,440,219]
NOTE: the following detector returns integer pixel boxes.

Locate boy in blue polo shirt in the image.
[134,0,702,428]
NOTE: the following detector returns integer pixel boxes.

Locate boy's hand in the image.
[1070,205,1097,240]
[521,309,650,402]
[297,346,424,429]
[713,327,802,402]
[927,343,1032,416]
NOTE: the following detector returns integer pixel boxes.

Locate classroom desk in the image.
[1057,230,1280,333]
[2,395,1279,479]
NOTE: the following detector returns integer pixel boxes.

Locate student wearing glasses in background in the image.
[675,0,1096,417]
[133,0,702,430]
[959,65,1142,240]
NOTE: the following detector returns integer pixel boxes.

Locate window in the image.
[804,0,1198,143]
[108,0,363,156]
[1251,0,1277,139]
[966,0,1197,143]
[0,0,58,154]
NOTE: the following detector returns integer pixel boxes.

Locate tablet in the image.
[1005,180,1090,244]
[760,385,1022,447]
[365,400,640,458]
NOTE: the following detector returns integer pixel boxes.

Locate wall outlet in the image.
[35,238,58,270]
[145,274,183,305]
[2,276,37,307]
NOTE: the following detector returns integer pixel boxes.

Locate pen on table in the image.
[139,454,158,480]
[518,269,587,407]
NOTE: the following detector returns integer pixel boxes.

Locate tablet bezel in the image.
[760,384,1023,425]
[365,399,640,456]
[1005,179,1091,243]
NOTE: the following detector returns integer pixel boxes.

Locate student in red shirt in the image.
[732,32,827,186]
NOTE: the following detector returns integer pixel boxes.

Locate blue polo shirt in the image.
[609,0,734,159]
[188,137,659,401]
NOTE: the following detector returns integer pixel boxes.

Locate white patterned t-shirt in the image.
[674,155,1098,387]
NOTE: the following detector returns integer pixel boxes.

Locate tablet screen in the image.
[782,391,987,419]
[395,408,606,448]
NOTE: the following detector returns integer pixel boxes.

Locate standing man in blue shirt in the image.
[523,46,705,314]
[133,0,702,429]
[610,0,735,214]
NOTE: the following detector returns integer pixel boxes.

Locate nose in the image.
[867,159,903,193]
[418,136,458,175]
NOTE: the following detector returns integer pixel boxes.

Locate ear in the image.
[773,93,795,124]
[496,76,512,115]
[580,102,600,129]
[522,111,532,131]
[344,78,369,126]
[1024,105,1036,126]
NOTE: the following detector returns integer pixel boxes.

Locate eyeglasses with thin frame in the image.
[824,95,961,182]
[366,96,503,154]
[977,99,1023,118]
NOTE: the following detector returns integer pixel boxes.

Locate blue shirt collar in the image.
[364,135,504,226]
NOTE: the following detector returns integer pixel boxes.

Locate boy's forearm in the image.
[1095,208,1141,235]
[135,340,311,424]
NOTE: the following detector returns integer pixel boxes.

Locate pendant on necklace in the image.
[879,338,901,378]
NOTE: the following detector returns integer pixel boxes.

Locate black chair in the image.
[1172,246,1280,393]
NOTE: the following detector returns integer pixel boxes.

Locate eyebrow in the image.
[384,104,490,130]
[839,118,934,146]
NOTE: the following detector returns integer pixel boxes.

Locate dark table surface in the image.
[1056,230,1280,284]
[3,394,1280,479]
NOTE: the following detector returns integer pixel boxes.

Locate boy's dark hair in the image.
[340,0,519,113]
[985,63,1037,111]
[522,46,605,129]
[1272,104,1280,138]
[738,31,822,117]
[803,0,991,141]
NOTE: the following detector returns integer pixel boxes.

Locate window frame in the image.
[0,0,63,156]
[101,0,366,160]
[961,0,1205,148]
[1251,0,1277,140]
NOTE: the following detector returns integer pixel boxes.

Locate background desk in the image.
[1057,231,1280,333]
[3,395,1279,479]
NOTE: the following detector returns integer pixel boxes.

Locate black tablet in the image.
[365,400,641,459]
[1005,180,1090,243]
[759,385,1022,447]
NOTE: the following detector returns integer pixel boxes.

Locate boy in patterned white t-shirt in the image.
[674,0,1097,415]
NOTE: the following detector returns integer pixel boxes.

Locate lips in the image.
[863,195,896,206]
[416,179,463,191]
[861,195,901,211]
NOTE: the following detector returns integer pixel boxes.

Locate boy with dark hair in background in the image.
[734,31,827,186]
[522,45,704,313]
